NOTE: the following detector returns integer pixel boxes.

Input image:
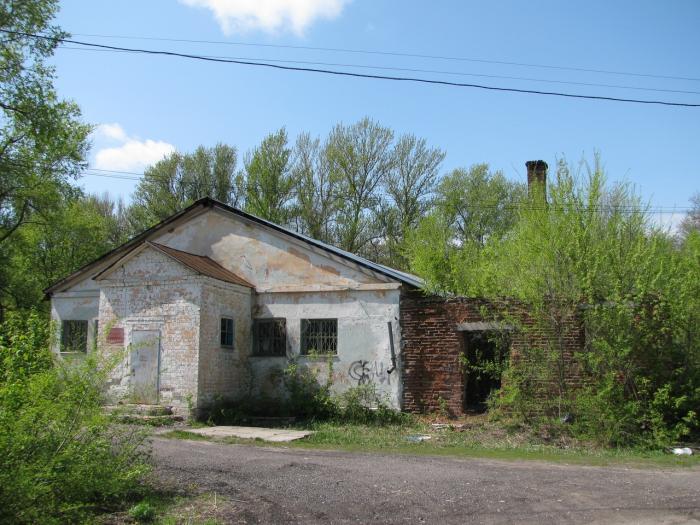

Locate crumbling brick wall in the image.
[399,290,584,415]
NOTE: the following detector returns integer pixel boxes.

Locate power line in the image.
[57,45,700,96]
[5,30,696,108]
[69,31,700,83]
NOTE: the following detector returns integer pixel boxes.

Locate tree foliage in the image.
[244,128,295,225]
[0,1,90,244]
[129,143,241,231]
[407,157,700,446]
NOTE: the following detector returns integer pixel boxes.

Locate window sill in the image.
[299,354,339,361]
[59,351,87,355]
[249,355,287,359]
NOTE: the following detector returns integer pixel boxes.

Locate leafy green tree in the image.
[380,134,445,268]
[0,0,90,312]
[87,192,131,246]
[436,164,526,247]
[409,157,700,446]
[129,143,241,230]
[5,196,115,309]
[326,117,394,255]
[292,132,338,242]
[0,1,90,244]
[244,128,296,225]
[405,163,525,292]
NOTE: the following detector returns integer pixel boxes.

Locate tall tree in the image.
[405,164,526,293]
[5,194,116,309]
[244,128,296,225]
[129,143,241,231]
[0,0,90,313]
[326,117,394,255]
[436,164,526,247]
[87,192,131,246]
[380,134,445,268]
[292,132,338,242]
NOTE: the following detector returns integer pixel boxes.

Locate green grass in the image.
[100,491,230,524]
[160,420,700,468]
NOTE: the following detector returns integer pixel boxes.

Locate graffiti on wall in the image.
[348,360,391,385]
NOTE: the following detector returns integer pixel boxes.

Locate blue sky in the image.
[52,0,699,227]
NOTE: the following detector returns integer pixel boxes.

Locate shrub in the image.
[129,501,157,522]
[0,313,150,524]
[336,384,409,425]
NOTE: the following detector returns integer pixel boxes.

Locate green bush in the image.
[336,383,409,425]
[0,313,150,524]
[129,500,157,522]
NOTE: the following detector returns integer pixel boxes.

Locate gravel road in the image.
[151,436,700,524]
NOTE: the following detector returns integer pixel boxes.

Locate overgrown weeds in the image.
[200,359,407,427]
[0,311,151,524]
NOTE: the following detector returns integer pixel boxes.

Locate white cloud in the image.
[96,123,128,142]
[93,124,175,172]
[179,0,350,35]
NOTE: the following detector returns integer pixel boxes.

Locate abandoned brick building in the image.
[46,160,582,416]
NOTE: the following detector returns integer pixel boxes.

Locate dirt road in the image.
[151,436,700,524]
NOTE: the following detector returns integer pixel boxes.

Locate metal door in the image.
[130,330,160,404]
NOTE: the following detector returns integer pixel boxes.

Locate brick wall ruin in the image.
[399,290,585,416]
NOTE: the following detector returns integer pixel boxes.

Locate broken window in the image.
[220,317,234,348]
[301,319,337,355]
[253,318,286,357]
[61,320,88,353]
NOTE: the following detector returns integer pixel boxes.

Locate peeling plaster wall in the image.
[156,209,388,290]
[252,289,402,408]
[198,280,252,405]
[50,207,410,413]
[97,248,202,410]
[50,277,100,355]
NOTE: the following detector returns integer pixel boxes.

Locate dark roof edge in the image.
[43,199,212,296]
[45,197,422,296]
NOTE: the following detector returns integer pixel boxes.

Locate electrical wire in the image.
[56,45,700,96]
[69,31,700,83]
[3,29,698,107]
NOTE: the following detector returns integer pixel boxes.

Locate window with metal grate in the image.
[253,318,286,357]
[300,319,338,355]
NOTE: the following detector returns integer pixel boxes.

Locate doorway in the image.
[462,331,505,413]
[130,330,161,404]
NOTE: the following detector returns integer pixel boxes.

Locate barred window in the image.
[61,320,88,353]
[301,319,337,355]
[253,318,286,357]
[220,318,234,348]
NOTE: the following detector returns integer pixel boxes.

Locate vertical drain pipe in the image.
[387,321,397,374]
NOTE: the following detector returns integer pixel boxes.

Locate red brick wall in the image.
[399,290,584,415]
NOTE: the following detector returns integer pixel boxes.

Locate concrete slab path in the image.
[184,425,313,442]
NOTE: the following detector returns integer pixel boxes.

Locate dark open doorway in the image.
[462,331,506,413]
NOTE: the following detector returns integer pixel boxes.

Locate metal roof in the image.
[149,243,254,288]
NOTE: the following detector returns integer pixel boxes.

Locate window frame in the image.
[60,320,89,353]
[220,317,235,348]
[252,318,287,357]
[300,318,338,356]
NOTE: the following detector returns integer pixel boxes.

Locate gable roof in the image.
[93,241,254,288]
[44,197,423,295]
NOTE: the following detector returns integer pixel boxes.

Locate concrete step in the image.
[115,413,184,426]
